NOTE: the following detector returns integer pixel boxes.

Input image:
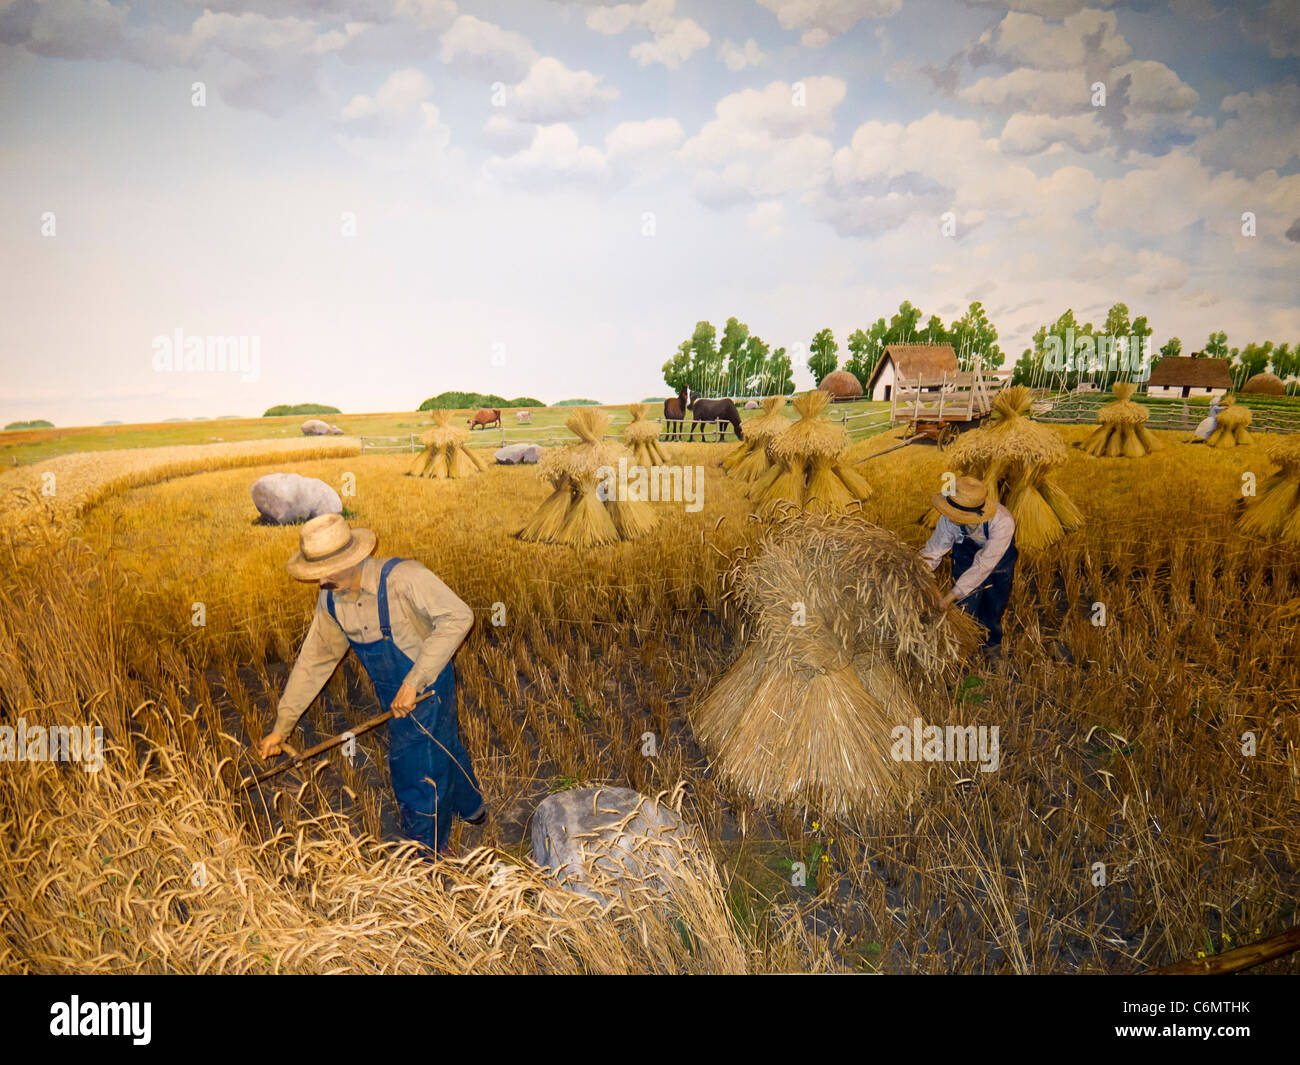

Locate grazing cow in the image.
[468,407,501,430]
[663,385,690,441]
[516,410,531,423]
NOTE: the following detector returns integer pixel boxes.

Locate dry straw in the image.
[408,410,488,479]
[623,404,671,468]
[692,511,982,818]
[749,391,871,514]
[519,407,656,545]
[1238,434,1300,544]
[1206,395,1253,449]
[935,386,1083,551]
[723,396,790,481]
[1083,382,1161,458]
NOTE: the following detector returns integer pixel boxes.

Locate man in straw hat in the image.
[920,476,1019,657]
[258,513,485,856]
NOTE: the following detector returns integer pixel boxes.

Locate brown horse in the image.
[663,385,689,441]
[687,395,743,441]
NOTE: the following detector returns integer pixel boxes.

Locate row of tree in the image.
[666,302,1299,398]
[663,301,1004,398]
[1010,305,1300,394]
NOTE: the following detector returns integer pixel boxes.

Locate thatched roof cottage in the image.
[864,344,959,402]
[1145,355,1232,399]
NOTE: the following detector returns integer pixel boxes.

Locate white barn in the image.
[1145,356,1232,399]
[865,344,960,402]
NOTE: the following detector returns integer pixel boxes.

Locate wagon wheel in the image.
[936,422,959,451]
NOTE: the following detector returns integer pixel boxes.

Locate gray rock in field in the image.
[301,419,343,436]
[531,787,699,904]
[251,473,342,525]
[495,442,542,465]
[745,400,760,409]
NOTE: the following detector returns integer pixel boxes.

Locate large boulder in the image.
[251,473,342,525]
[495,442,542,465]
[301,419,343,436]
[530,787,700,905]
[744,400,760,410]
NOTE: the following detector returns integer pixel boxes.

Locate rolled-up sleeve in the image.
[273,593,350,737]
[951,511,1015,601]
[393,564,474,693]
[920,517,959,571]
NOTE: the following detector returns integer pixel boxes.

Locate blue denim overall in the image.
[951,521,1019,648]
[327,558,483,855]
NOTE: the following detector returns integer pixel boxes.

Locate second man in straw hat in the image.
[259,513,486,856]
[920,476,1019,657]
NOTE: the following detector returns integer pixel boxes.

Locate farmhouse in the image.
[1145,356,1232,398]
[865,344,959,402]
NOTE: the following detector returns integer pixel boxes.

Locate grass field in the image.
[2,413,1299,973]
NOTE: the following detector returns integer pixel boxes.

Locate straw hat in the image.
[932,476,996,525]
[285,513,376,580]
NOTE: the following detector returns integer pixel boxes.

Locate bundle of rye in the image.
[1082,382,1161,458]
[1238,434,1300,544]
[1206,395,1253,449]
[930,386,1083,551]
[518,407,656,545]
[691,511,982,818]
[623,404,671,468]
[408,410,488,479]
[723,396,790,481]
[749,390,872,514]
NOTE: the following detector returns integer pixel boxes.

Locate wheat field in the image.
[2,423,1298,973]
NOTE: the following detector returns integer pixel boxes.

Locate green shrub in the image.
[417,392,541,411]
[262,403,341,417]
[4,419,54,430]
[554,398,601,407]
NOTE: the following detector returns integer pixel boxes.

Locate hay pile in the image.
[749,391,871,513]
[623,404,670,468]
[1082,382,1161,458]
[518,407,656,545]
[723,396,790,481]
[1238,435,1300,544]
[408,410,488,479]
[692,512,982,818]
[934,386,1082,551]
[1206,395,1253,449]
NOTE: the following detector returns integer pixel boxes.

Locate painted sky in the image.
[1,0,1297,425]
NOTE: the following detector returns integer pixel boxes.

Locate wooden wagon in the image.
[889,369,998,450]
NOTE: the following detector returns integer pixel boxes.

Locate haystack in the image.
[932,386,1082,551]
[408,410,488,479]
[748,390,871,513]
[623,404,671,468]
[518,407,656,545]
[723,396,790,481]
[1082,382,1161,458]
[1205,395,1253,449]
[1238,435,1300,544]
[691,512,982,818]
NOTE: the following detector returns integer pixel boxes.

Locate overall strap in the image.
[326,589,337,622]
[377,558,406,639]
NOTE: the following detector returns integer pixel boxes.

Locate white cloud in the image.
[756,0,902,48]
[509,57,619,123]
[438,14,537,82]
[1193,79,1300,178]
[998,112,1106,154]
[584,0,709,69]
[718,38,768,72]
[340,68,436,136]
[1241,0,1300,59]
[605,117,685,161]
[483,123,608,188]
[747,200,786,236]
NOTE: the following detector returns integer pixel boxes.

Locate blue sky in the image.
[1,0,1297,425]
